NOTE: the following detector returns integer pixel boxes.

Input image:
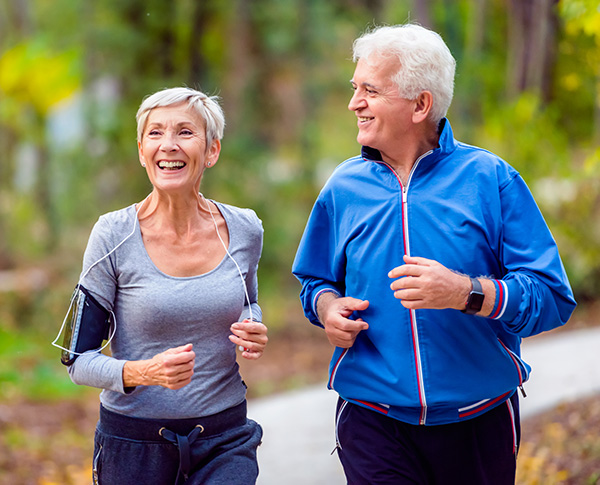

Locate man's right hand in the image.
[316,292,369,348]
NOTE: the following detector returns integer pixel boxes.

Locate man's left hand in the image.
[388,255,470,310]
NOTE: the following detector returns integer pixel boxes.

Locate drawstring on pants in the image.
[159,425,205,483]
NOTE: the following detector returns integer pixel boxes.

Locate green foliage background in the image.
[0,0,599,401]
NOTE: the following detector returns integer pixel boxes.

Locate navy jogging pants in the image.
[335,392,520,484]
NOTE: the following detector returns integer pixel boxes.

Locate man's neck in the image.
[380,132,439,185]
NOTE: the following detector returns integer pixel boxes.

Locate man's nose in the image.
[348,91,365,111]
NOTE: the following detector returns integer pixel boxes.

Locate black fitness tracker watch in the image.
[462,277,484,315]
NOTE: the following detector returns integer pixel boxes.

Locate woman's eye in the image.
[180,129,194,136]
[148,130,161,136]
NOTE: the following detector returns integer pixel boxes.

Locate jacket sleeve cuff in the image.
[489,279,520,321]
[311,287,342,325]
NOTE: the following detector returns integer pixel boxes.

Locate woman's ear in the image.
[138,140,147,168]
[413,91,434,124]
[205,139,222,168]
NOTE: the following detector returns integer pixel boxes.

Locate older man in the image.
[293,24,576,484]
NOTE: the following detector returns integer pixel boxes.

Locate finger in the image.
[342,298,370,312]
[161,364,195,386]
[229,334,267,351]
[164,343,194,355]
[333,318,369,332]
[326,320,366,346]
[399,298,426,310]
[388,264,426,279]
[165,365,195,380]
[163,350,196,367]
[231,321,268,335]
[164,373,194,389]
[326,331,357,348]
[390,275,422,291]
[403,255,434,265]
[229,328,269,346]
[392,289,423,301]
[229,335,253,353]
[162,358,195,377]
[241,349,263,360]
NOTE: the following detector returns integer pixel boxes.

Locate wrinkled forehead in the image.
[139,101,206,136]
[353,54,401,83]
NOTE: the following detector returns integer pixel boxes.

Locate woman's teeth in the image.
[158,161,185,170]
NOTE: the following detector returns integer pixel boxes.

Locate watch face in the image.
[470,291,485,311]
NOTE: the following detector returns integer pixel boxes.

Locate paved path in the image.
[248,327,600,484]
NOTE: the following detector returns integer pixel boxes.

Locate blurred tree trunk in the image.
[222,0,253,135]
[507,0,559,102]
[2,0,32,39]
[188,2,210,88]
[411,0,433,27]
[595,73,600,146]
[465,0,486,58]
[34,114,58,251]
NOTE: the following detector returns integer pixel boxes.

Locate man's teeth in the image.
[158,161,185,169]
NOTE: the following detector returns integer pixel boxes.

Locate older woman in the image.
[65,87,267,484]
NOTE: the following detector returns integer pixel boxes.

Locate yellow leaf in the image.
[0,41,81,115]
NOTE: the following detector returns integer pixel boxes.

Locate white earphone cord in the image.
[200,193,254,323]
[52,193,254,355]
[51,195,150,354]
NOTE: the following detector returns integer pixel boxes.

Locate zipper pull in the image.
[519,384,527,398]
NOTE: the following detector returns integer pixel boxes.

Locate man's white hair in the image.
[353,24,456,123]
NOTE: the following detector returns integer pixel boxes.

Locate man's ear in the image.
[413,91,434,123]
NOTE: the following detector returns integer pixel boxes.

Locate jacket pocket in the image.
[328,348,349,390]
[333,399,349,453]
[498,338,530,393]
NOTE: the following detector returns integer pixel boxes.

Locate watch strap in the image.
[462,277,484,314]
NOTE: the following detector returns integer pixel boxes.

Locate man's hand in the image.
[229,319,268,360]
[123,343,196,389]
[317,292,369,348]
[388,255,471,310]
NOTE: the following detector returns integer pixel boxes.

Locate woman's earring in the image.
[206,162,211,167]
[142,163,146,167]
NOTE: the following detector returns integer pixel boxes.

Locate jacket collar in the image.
[360,118,458,163]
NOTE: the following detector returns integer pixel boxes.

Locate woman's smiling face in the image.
[138,102,220,194]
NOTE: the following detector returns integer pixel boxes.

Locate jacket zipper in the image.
[498,339,529,397]
[382,150,432,425]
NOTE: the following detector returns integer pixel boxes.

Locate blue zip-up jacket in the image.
[292,119,576,426]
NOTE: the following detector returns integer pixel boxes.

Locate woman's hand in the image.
[123,343,195,389]
[229,319,268,360]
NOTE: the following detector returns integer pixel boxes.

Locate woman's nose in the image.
[160,134,179,151]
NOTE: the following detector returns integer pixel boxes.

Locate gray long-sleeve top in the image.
[68,201,263,419]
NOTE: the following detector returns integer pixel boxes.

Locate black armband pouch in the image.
[61,285,111,366]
